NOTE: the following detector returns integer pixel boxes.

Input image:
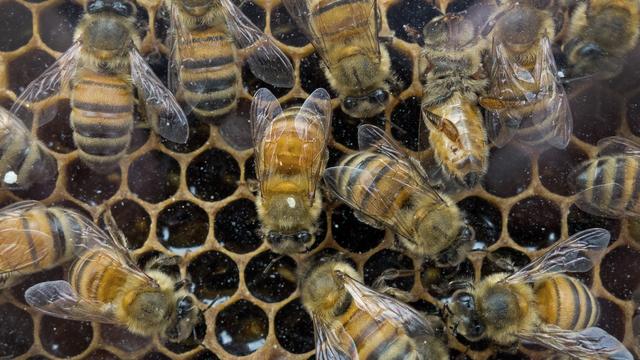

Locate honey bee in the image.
[563,0,640,79]
[0,107,56,189]
[165,0,294,120]
[11,0,188,174]
[282,0,392,118]
[479,2,572,149]
[420,12,490,187]
[0,201,93,288]
[299,253,449,360]
[25,211,201,342]
[445,228,633,359]
[571,136,640,219]
[250,88,332,254]
[324,124,474,266]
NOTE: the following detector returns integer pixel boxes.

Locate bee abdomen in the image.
[534,275,599,330]
[70,248,131,303]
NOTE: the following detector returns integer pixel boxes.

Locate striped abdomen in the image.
[574,155,640,216]
[534,275,599,330]
[0,207,84,287]
[70,69,134,173]
[0,126,55,189]
[178,27,239,119]
[337,299,421,359]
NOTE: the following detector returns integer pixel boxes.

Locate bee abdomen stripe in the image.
[20,217,41,269]
[610,157,627,211]
[45,210,66,262]
[73,120,132,138]
[186,35,227,44]
[314,0,368,15]
[76,79,129,90]
[73,101,132,114]
[182,56,235,69]
[196,97,236,111]
[565,276,582,330]
[367,335,412,360]
[630,158,640,212]
[183,75,237,93]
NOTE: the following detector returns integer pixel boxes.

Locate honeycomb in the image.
[0,0,640,358]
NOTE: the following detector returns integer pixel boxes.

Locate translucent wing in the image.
[25,280,119,324]
[219,0,294,88]
[518,325,633,360]
[166,1,189,96]
[339,271,434,336]
[10,41,81,124]
[501,228,610,285]
[129,48,189,144]
[312,314,359,360]
[596,136,640,157]
[282,0,380,74]
[249,87,284,193]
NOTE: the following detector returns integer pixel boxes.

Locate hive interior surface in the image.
[1,0,640,358]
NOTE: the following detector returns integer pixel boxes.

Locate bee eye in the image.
[579,44,603,58]
[267,231,282,244]
[343,97,358,110]
[177,297,194,315]
[454,292,475,310]
[296,231,311,243]
[370,89,388,104]
[88,0,105,13]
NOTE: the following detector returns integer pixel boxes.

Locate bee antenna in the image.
[263,255,284,275]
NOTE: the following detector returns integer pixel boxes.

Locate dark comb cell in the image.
[244,156,256,182]
[142,353,171,360]
[157,201,209,255]
[215,299,268,356]
[567,204,620,244]
[457,196,502,249]
[188,251,239,306]
[0,303,33,358]
[327,146,345,168]
[388,46,413,94]
[275,299,314,354]
[66,158,120,205]
[85,350,120,360]
[215,198,262,253]
[363,249,414,291]
[99,324,150,353]
[40,316,92,357]
[242,61,291,99]
[190,350,220,360]
[627,93,640,137]
[570,87,622,145]
[164,311,207,354]
[219,99,253,151]
[391,96,425,151]
[300,53,335,97]
[161,118,210,154]
[245,251,297,303]
[271,5,308,47]
[538,144,589,196]
[240,1,265,31]
[187,148,240,201]
[482,144,532,197]
[488,352,530,360]
[387,0,441,43]
[596,297,626,342]
[109,199,150,250]
[331,205,385,253]
[0,1,32,52]
[332,110,385,149]
[10,161,58,201]
[128,150,180,203]
[39,2,83,52]
[9,49,55,99]
[508,196,562,250]
[37,99,75,153]
[481,247,531,277]
[601,246,640,300]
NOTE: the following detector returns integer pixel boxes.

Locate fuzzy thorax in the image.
[299,259,359,320]
[120,270,176,337]
[324,44,391,96]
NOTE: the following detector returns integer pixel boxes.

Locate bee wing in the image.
[282,0,381,72]
[501,228,610,285]
[10,41,81,124]
[339,271,434,336]
[166,1,190,96]
[219,0,294,88]
[596,136,640,157]
[311,314,359,360]
[25,280,120,324]
[129,48,189,144]
[517,325,632,360]
[249,87,284,193]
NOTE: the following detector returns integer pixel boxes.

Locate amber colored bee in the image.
[299,253,449,359]
[11,0,188,174]
[165,0,294,120]
[250,88,332,254]
[324,124,474,266]
[446,228,632,359]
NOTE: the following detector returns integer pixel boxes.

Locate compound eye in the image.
[87,0,104,13]
[177,296,194,315]
[455,292,475,310]
[580,43,603,58]
[267,231,282,244]
[343,97,358,110]
[370,89,389,104]
[296,231,311,243]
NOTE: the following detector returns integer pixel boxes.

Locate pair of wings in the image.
[24,204,157,325]
[10,41,189,144]
[313,271,435,360]
[324,124,449,240]
[571,136,640,219]
[166,0,294,107]
[282,0,381,72]
[480,35,572,150]
[250,88,332,200]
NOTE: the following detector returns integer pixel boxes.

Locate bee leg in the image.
[146,254,182,271]
[485,252,518,272]
[403,25,424,45]
[373,268,418,302]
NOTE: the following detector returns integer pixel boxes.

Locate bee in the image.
[25,211,201,342]
[299,252,449,360]
[445,228,633,359]
[250,88,332,254]
[0,201,93,289]
[571,136,640,219]
[420,12,490,187]
[0,107,56,189]
[324,124,474,266]
[165,0,294,120]
[563,0,640,79]
[282,0,392,118]
[479,2,572,149]
[11,0,189,174]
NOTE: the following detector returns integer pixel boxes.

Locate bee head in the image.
[341,89,389,118]
[448,290,486,341]
[266,230,315,254]
[495,5,547,53]
[423,13,477,50]
[86,0,135,17]
[564,40,623,80]
[180,0,214,16]
[165,294,201,342]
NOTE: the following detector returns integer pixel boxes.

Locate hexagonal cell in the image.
[458,196,502,250]
[508,196,562,250]
[601,246,640,300]
[11,266,65,305]
[363,249,414,290]
[141,353,171,360]
[37,99,75,153]
[164,311,207,354]
[66,158,121,205]
[241,1,265,30]
[109,199,151,250]
[188,251,239,306]
[39,1,83,52]
[391,96,426,151]
[157,201,209,255]
[190,350,220,360]
[0,1,32,52]
[567,204,620,243]
[595,297,626,343]
[421,258,474,298]
[214,198,262,253]
[161,119,210,154]
[331,205,385,253]
[275,298,314,354]
[0,303,33,358]
[331,109,385,149]
[387,0,441,43]
[187,148,240,201]
[245,251,297,303]
[10,161,58,201]
[99,324,150,353]
[219,99,253,151]
[128,150,180,203]
[84,349,121,360]
[242,61,292,99]
[538,144,588,196]
[482,144,532,198]
[271,5,308,47]
[215,299,268,356]
[9,49,55,96]
[300,53,335,97]
[40,316,93,357]
[570,87,622,145]
[481,247,530,277]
